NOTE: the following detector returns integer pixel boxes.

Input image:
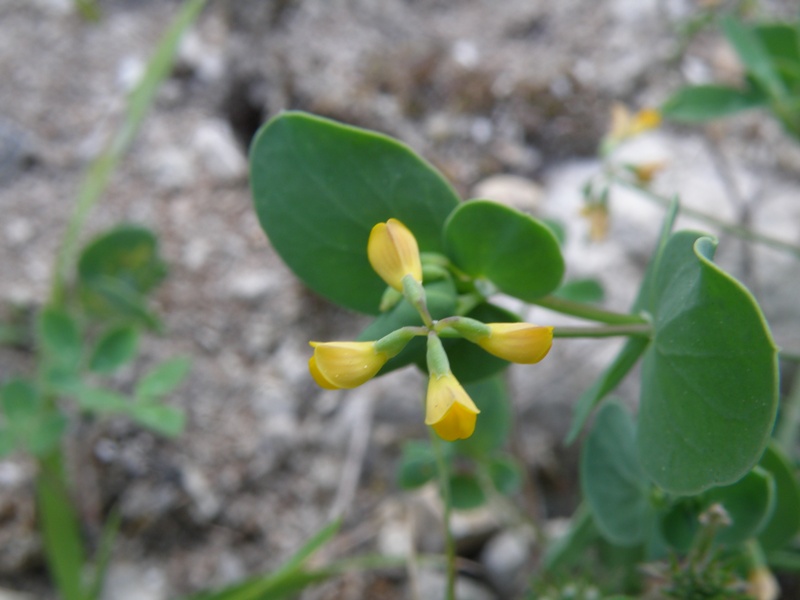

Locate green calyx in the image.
[426,332,452,377]
[374,327,424,358]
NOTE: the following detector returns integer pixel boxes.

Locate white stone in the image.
[193,120,247,183]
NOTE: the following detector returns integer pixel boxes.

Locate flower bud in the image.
[425,372,480,441]
[309,341,389,389]
[367,219,422,291]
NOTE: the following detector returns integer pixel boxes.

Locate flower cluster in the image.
[308,218,553,441]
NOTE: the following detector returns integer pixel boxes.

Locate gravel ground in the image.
[2,1,800,598]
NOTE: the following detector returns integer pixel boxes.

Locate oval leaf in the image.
[638,232,778,494]
[443,200,564,302]
[757,442,800,550]
[581,402,651,547]
[89,325,140,374]
[250,112,461,314]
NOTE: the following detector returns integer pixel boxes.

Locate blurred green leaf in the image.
[75,387,129,413]
[250,111,460,315]
[89,325,139,374]
[1,378,40,422]
[28,414,67,457]
[754,23,800,89]
[722,16,787,101]
[0,429,14,458]
[38,308,82,369]
[135,357,191,400]
[487,455,522,496]
[553,278,605,304]
[443,200,564,302]
[453,375,511,457]
[397,441,438,490]
[661,84,766,122]
[581,402,651,547]
[78,225,167,326]
[448,473,486,510]
[130,404,185,437]
[757,442,800,550]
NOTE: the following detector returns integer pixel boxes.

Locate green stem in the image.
[615,177,800,259]
[50,0,209,306]
[553,324,653,339]
[428,431,456,600]
[533,295,649,326]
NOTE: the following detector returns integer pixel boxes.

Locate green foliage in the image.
[250,111,460,314]
[637,232,778,494]
[88,325,139,374]
[443,200,564,302]
[662,16,800,139]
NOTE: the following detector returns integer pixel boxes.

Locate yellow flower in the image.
[476,322,554,364]
[309,341,388,389]
[580,202,610,242]
[608,103,661,143]
[367,218,423,291]
[425,372,480,441]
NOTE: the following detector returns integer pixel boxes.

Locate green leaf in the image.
[75,387,129,414]
[0,429,14,457]
[130,404,185,437]
[552,278,605,303]
[249,111,461,315]
[453,375,511,457]
[754,24,800,89]
[78,225,167,326]
[661,84,766,122]
[135,357,191,400]
[443,200,564,302]
[487,455,522,496]
[757,442,800,550]
[88,325,140,374]
[722,16,787,101]
[637,232,779,494]
[664,467,776,550]
[448,473,486,510]
[1,378,41,423]
[396,441,438,490]
[581,402,651,547]
[38,308,82,369]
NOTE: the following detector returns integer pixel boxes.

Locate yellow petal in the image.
[425,373,480,441]
[477,323,554,364]
[367,219,422,291]
[310,341,388,389]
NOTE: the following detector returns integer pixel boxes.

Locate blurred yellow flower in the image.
[581,202,610,242]
[367,218,423,291]
[309,341,388,389]
[476,322,554,364]
[425,372,480,441]
[608,103,661,143]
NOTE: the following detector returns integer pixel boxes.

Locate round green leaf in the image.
[581,402,651,547]
[638,232,778,494]
[757,442,800,550]
[249,112,461,314]
[443,200,563,302]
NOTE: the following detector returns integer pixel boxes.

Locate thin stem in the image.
[428,431,456,600]
[613,176,800,259]
[553,324,653,339]
[50,0,209,306]
[533,295,649,326]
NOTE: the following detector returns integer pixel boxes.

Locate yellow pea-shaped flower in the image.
[309,341,388,389]
[476,322,554,364]
[425,372,480,442]
[367,218,422,292]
